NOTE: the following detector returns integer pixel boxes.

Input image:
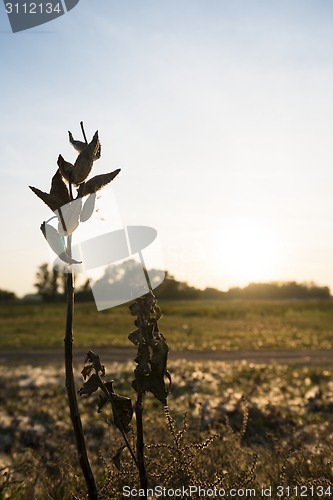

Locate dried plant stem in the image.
[64,237,98,500]
[138,250,152,290]
[80,120,88,144]
[97,381,139,468]
[135,388,148,499]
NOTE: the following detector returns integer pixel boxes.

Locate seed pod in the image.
[57,198,82,236]
[68,131,87,154]
[68,131,101,160]
[50,169,71,205]
[41,222,66,255]
[73,131,101,185]
[57,155,74,183]
[80,192,96,222]
[40,223,81,264]
[29,186,64,212]
[82,169,121,196]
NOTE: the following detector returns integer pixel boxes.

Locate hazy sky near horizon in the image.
[1,0,333,297]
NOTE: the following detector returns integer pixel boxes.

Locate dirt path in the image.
[0,348,332,366]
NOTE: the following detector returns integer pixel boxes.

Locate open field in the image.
[1,299,333,498]
[0,359,333,499]
[1,299,333,351]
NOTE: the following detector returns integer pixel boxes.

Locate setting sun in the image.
[216,219,280,287]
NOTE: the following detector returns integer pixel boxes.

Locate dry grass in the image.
[0,359,333,498]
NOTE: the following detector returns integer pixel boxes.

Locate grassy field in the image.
[1,300,333,498]
[0,359,333,498]
[1,299,333,350]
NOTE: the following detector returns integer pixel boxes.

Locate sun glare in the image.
[216,220,279,287]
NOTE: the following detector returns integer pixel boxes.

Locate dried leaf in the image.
[73,131,101,184]
[97,381,114,413]
[112,446,126,471]
[134,344,147,366]
[81,364,94,380]
[57,155,74,183]
[29,186,64,212]
[134,361,151,377]
[78,373,101,396]
[132,334,169,404]
[129,302,141,316]
[111,394,133,433]
[50,169,71,205]
[150,335,169,377]
[144,292,155,310]
[80,193,96,222]
[97,382,132,432]
[84,350,105,376]
[97,395,107,413]
[131,373,167,404]
[82,169,121,196]
[145,374,168,405]
[128,329,140,345]
[104,380,115,393]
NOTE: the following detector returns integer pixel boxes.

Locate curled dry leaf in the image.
[80,193,96,222]
[29,186,64,212]
[111,395,133,433]
[150,335,169,378]
[84,350,105,376]
[73,131,101,185]
[50,169,71,205]
[78,373,101,396]
[57,155,74,183]
[129,301,141,317]
[97,380,133,433]
[128,329,140,345]
[81,364,94,381]
[132,373,168,405]
[97,380,114,413]
[82,169,121,196]
[112,446,126,471]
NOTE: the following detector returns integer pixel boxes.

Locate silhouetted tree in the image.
[0,289,17,301]
[154,272,201,300]
[34,263,65,302]
[201,287,226,300]
[75,278,94,302]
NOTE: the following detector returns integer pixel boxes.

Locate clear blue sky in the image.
[1,0,333,297]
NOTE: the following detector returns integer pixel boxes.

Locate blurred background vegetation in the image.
[0,261,331,304]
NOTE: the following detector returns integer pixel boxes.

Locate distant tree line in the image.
[209,281,331,300]
[27,262,333,302]
[1,263,330,304]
